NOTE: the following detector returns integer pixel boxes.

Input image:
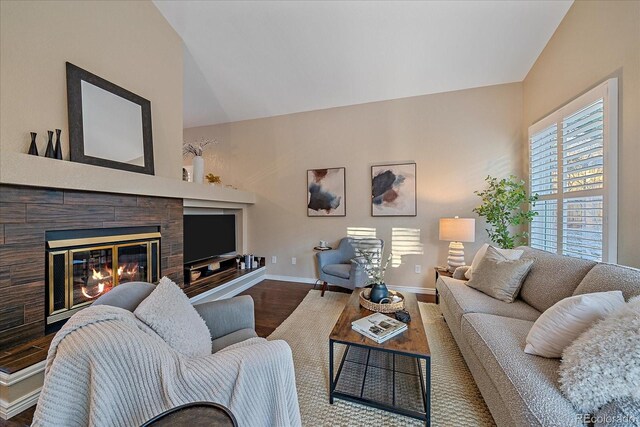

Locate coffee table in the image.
[329,290,431,425]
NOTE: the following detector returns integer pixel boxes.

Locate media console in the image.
[183,255,266,304]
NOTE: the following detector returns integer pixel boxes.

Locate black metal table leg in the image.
[329,339,334,404]
[425,356,431,427]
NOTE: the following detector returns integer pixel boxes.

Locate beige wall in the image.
[185,83,524,288]
[523,0,640,268]
[0,0,183,181]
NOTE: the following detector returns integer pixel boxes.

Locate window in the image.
[528,79,618,262]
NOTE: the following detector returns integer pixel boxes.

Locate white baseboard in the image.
[264,274,319,285]
[0,387,41,420]
[264,274,435,294]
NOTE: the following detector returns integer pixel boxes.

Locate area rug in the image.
[268,290,495,426]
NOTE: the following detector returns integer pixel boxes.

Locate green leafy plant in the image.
[473,175,539,249]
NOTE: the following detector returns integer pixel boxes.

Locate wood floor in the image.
[1,280,435,426]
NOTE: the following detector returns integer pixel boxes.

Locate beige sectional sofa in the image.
[436,246,640,427]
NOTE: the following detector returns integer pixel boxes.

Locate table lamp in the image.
[439,216,476,272]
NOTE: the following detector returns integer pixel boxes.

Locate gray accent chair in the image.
[316,238,383,296]
[94,282,258,353]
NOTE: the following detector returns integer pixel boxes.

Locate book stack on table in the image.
[352,312,408,344]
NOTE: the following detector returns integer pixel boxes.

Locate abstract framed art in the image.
[371,162,417,216]
[307,167,346,217]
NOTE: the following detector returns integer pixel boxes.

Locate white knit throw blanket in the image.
[32,305,301,427]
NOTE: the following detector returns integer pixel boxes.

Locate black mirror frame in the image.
[66,62,155,175]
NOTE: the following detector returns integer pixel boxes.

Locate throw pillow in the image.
[524,291,625,358]
[558,296,640,413]
[134,276,211,357]
[465,243,524,280]
[466,246,533,302]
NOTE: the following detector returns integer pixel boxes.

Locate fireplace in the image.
[46,227,160,331]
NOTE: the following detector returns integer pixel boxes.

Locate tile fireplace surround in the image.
[0,184,184,350]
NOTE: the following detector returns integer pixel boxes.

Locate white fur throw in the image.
[559,296,640,413]
[134,276,211,357]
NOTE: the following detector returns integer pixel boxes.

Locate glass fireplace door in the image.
[116,242,150,284]
[69,245,115,308]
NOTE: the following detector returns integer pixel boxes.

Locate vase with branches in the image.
[473,175,538,249]
[183,138,218,183]
[356,248,393,303]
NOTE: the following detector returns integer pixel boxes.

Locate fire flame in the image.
[82,281,106,299]
[92,268,105,280]
[82,263,139,299]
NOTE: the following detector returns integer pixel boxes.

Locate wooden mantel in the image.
[0,152,255,205]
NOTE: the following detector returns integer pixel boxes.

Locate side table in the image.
[434,267,453,304]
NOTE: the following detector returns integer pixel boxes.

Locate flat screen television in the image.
[183,214,236,264]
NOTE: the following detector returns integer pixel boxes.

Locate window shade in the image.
[530,124,558,196]
[562,99,604,193]
[530,199,557,252]
[562,196,603,261]
[528,79,617,263]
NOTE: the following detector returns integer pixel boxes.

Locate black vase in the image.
[44,130,55,158]
[369,283,389,303]
[54,129,63,160]
[28,132,39,156]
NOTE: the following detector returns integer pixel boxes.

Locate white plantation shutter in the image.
[530,124,558,197]
[528,79,617,262]
[530,199,557,252]
[562,196,603,261]
[562,99,604,193]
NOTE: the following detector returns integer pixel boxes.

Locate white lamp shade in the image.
[439,217,476,242]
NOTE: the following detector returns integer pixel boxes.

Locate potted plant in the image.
[356,248,393,303]
[473,175,538,249]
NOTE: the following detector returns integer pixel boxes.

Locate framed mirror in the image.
[66,62,154,175]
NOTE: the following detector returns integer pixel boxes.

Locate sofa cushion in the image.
[135,277,212,358]
[461,312,578,426]
[524,291,625,358]
[437,276,541,333]
[573,263,640,301]
[517,246,597,312]
[467,246,534,303]
[322,263,351,279]
[466,243,524,280]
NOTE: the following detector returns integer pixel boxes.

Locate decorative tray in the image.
[359,289,405,313]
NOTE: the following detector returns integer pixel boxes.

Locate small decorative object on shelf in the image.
[28,132,38,155]
[190,270,201,282]
[183,138,218,184]
[205,173,221,185]
[44,130,55,158]
[182,168,190,181]
[192,156,205,183]
[54,129,63,160]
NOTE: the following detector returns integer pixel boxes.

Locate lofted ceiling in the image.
[154,0,573,128]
